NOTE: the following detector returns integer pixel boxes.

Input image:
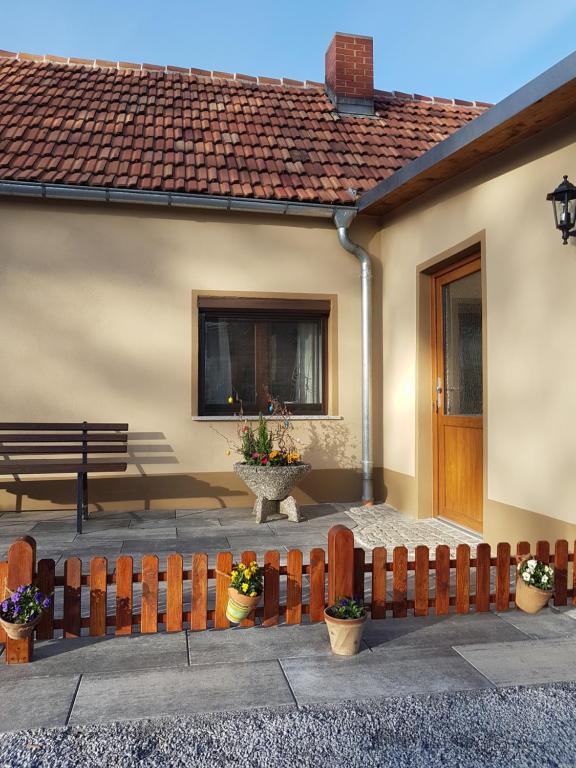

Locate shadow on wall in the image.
[0,473,249,513]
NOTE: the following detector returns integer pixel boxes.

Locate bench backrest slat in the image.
[0,434,128,443]
[0,446,128,455]
[0,423,128,431]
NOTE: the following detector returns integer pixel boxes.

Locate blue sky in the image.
[4,1,576,103]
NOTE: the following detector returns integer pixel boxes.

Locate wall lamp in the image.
[547,175,576,244]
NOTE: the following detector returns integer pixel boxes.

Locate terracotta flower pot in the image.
[324,609,367,656]
[226,587,261,624]
[0,613,41,640]
[515,577,553,614]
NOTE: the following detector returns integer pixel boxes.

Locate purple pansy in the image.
[42,598,51,609]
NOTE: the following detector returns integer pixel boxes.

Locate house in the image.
[0,32,573,545]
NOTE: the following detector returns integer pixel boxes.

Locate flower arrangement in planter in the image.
[217,392,311,523]
[324,597,367,656]
[515,555,554,613]
[0,584,52,640]
[225,561,263,624]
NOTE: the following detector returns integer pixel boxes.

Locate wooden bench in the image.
[0,422,128,533]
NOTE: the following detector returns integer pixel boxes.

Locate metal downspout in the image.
[333,209,373,505]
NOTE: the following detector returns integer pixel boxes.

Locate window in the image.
[198,297,329,415]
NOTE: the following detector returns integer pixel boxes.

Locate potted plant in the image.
[515,555,554,613]
[324,597,367,656]
[218,392,311,523]
[226,560,263,624]
[0,584,52,640]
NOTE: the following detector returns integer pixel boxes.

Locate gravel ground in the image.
[1,683,574,768]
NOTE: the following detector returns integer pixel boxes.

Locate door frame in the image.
[415,232,487,532]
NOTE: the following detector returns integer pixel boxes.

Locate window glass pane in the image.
[268,320,323,407]
[203,318,256,406]
[442,271,482,416]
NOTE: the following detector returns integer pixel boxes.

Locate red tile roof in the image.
[0,52,489,206]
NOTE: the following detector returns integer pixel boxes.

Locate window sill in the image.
[193,415,343,422]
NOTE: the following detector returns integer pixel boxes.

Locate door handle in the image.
[435,378,443,413]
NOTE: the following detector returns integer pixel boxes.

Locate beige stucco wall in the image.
[377,116,576,545]
[0,199,381,511]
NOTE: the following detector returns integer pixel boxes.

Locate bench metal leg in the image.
[76,472,84,534]
[82,472,89,520]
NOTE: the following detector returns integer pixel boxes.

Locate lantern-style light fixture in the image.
[547,175,576,244]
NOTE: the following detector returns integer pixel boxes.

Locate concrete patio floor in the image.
[0,502,481,570]
[1,606,576,733]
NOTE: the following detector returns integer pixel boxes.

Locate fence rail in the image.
[0,526,574,663]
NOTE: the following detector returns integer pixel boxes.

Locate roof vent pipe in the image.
[333,208,373,505]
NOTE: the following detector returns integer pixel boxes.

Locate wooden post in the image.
[327,525,354,606]
[6,536,36,664]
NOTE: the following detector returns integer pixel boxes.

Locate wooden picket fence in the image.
[0,526,574,664]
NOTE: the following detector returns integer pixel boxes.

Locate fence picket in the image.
[286,549,303,625]
[166,554,183,632]
[573,540,576,607]
[536,541,550,563]
[371,547,387,619]
[393,547,407,618]
[554,540,568,606]
[328,525,354,605]
[115,556,133,635]
[0,560,7,644]
[353,548,365,604]
[64,557,82,638]
[309,548,325,623]
[475,543,491,612]
[89,557,107,637]
[496,543,511,611]
[455,544,470,614]
[141,555,159,634]
[516,541,531,557]
[6,538,36,663]
[435,545,450,616]
[190,553,208,631]
[263,550,280,627]
[239,551,257,628]
[215,552,232,629]
[37,558,55,639]
[414,545,429,617]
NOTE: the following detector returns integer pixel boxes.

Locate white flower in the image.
[545,566,552,573]
[522,572,531,581]
[527,559,537,571]
[541,574,549,583]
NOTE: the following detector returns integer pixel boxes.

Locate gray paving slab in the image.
[0,675,80,733]
[79,526,178,541]
[137,518,221,530]
[69,660,294,724]
[187,622,353,664]
[119,535,228,554]
[0,632,189,679]
[31,519,130,533]
[455,637,576,687]
[364,612,529,651]
[496,607,576,639]
[281,646,493,705]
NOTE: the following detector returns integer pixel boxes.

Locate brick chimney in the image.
[325,32,374,115]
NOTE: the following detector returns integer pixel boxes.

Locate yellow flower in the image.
[251,561,257,566]
[269,450,279,459]
[238,563,245,570]
[231,570,238,578]
[250,591,257,597]
[241,583,249,593]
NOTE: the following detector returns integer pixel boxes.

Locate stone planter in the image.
[234,462,311,523]
[324,610,367,656]
[226,587,261,624]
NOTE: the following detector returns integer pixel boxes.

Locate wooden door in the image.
[432,256,483,532]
